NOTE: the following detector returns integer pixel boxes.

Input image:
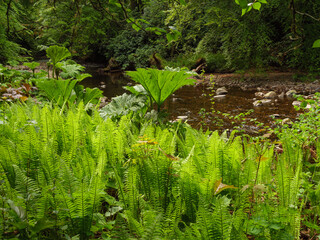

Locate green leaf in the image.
[37,78,80,107]
[58,62,85,79]
[124,84,148,96]
[241,6,252,16]
[126,68,195,110]
[100,93,147,119]
[253,2,261,10]
[166,30,181,42]
[258,0,267,3]
[312,39,320,48]
[23,61,40,71]
[7,60,19,67]
[179,0,186,5]
[239,0,248,9]
[132,22,141,32]
[46,46,71,66]
[300,101,307,108]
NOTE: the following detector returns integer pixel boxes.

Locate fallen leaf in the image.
[213,178,237,195]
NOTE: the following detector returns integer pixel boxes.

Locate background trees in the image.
[1,0,320,71]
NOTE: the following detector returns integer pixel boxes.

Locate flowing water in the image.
[82,69,300,133]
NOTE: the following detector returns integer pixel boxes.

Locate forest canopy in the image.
[1,0,320,71]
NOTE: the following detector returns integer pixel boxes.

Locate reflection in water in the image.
[81,70,131,99]
[82,69,299,132]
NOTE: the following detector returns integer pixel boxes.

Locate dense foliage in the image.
[1,95,320,239]
[1,55,320,238]
[1,0,320,71]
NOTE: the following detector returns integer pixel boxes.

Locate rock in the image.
[253,99,271,107]
[255,92,264,98]
[279,92,285,99]
[214,95,226,100]
[177,116,188,121]
[282,118,292,125]
[270,114,281,118]
[292,101,301,107]
[253,100,263,107]
[100,85,106,89]
[172,98,183,103]
[261,99,272,105]
[264,91,277,99]
[286,90,297,98]
[257,87,263,91]
[216,87,228,95]
[313,80,319,84]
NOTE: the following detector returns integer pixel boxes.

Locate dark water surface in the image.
[82,69,299,132]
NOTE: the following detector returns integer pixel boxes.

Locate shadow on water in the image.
[82,69,299,132]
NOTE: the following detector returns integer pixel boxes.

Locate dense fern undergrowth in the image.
[1,50,320,239]
[1,100,320,239]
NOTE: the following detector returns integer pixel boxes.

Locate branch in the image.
[117,0,148,34]
[89,0,121,26]
[296,10,320,22]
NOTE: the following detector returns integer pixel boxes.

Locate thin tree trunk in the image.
[6,0,13,38]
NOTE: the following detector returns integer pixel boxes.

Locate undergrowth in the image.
[0,100,319,239]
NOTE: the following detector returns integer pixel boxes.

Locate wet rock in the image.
[253,99,271,107]
[253,100,263,107]
[264,91,277,99]
[216,87,228,95]
[292,101,301,107]
[255,92,264,98]
[286,89,297,98]
[177,116,188,121]
[279,92,285,99]
[270,114,281,118]
[261,99,272,105]
[282,118,292,125]
[172,98,183,103]
[214,95,226,100]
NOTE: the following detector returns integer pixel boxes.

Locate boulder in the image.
[264,91,277,99]
[253,99,272,107]
[286,90,297,98]
[216,87,228,95]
